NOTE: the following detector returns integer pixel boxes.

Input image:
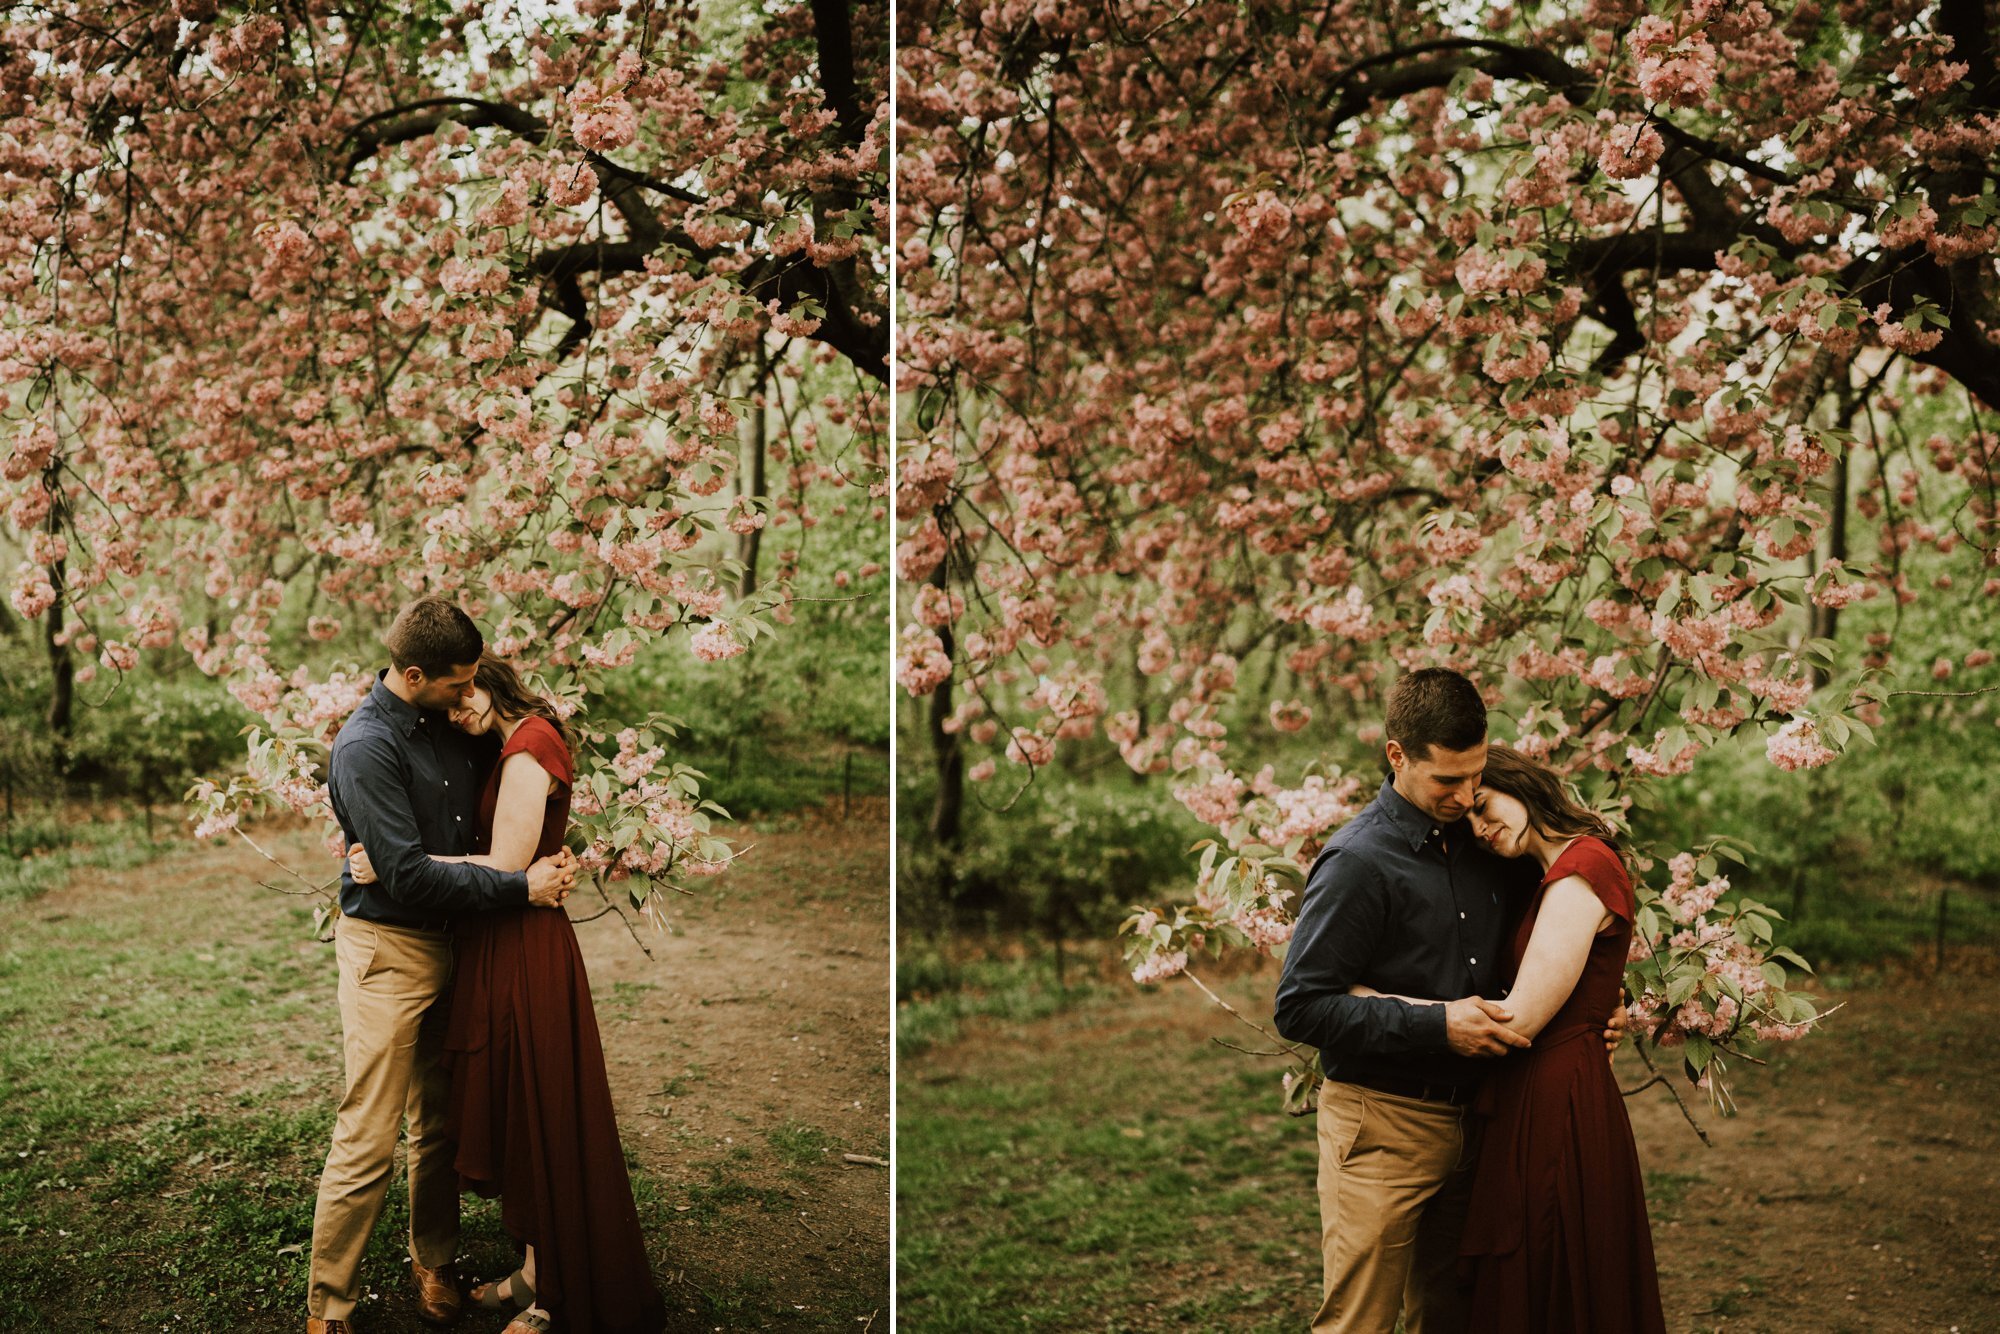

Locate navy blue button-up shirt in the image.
[327,673,529,923]
[1274,777,1531,1090]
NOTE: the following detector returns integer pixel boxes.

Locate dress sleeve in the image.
[1563,838,1634,923]
[508,715,575,789]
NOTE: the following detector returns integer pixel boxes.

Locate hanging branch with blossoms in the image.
[2,0,888,921]
[898,0,1999,1112]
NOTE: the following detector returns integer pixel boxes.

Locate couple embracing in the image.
[1276,667,1667,1334]
[305,598,667,1334]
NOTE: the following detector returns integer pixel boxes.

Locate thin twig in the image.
[1181,970,1300,1051]
[1209,1036,1301,1058]
[235,827,334,894]
[257,876,335,899]
[1884,683,2000,699]
[586,875,653,960]
[1633,1043,1712,1147]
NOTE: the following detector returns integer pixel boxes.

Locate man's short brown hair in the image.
[1384,668,1487,760]
[384,598,484,678]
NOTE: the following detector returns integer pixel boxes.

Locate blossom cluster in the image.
[1622,840,1821,1111]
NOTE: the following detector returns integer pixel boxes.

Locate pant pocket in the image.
[1321,1087,1370,1164]
[337,921,379,984]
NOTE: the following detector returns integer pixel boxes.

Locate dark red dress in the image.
[445,715,667,1334]
[1458,836,1666,1334]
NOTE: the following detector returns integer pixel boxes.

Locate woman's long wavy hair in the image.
[474,653,574,753]
[1478,744,1621,852]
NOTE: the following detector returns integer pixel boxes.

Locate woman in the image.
[1454,744,1665,1333]
[350,654,667,1334]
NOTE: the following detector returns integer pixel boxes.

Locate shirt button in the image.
[1469,957,1478,965]
[1459,912,1466,919]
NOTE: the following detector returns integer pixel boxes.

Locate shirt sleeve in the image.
[331,731,530,913]
[1274,846,1450,1056]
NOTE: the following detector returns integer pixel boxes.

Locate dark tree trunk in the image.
[45,557,73,762]
[1812,449,1852,647]
[738,346,768,599]
[926,566,965,890]
[1809,392,1858,685]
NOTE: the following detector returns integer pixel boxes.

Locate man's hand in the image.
[1602,1004,1629,1057]
[347,842,377,886]
[526,849,577,908]
[1444,996,1531,1057]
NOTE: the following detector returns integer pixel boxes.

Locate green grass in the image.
[0,808,179,906]
[689,737,888,819]
[1778,877,2000,970]
[766,1120,841,1174]
[0,869,365,1326]
[897,968,1322,1333]
[1644,1169,1704,1220]
[896,948,1113,1056]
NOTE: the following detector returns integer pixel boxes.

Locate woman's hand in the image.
[347,841,378,886]
[1603,1005,1628,1056]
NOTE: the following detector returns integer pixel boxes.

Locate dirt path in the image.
[905,953,2000,1333]
[4,801,888,1332]
[582,800,891,1329]
[1626,956,2000,1334]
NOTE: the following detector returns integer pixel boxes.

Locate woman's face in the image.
[449,685,497,735]
[1470,786,1533,859]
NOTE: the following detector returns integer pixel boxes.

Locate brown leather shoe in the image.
[412,1259,463,1326]
[306,1320,353,1334]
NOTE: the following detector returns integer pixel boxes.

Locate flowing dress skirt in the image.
[446,907,668,1334]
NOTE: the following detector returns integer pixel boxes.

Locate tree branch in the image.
[344,96,707,206]
[810,0,868,147]
[341,95,889,381]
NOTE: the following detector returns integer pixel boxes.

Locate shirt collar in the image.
[371,670,431,738]
[1376,776,1454,854]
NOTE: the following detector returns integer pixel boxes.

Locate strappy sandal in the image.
[502,1313,553,1334]
[470,1267,536,1312]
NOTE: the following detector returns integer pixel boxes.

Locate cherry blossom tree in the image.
[896,0,1999,1106]
[1,0,887,916]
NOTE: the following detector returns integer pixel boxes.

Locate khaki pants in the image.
[306,918,460,1321]
[1312,1081,1476,1334]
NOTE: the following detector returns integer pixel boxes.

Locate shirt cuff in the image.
[1414,998,1450,1051]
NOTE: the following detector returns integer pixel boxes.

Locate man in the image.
[1274,668,1548,1334]
[307,599,577,1334]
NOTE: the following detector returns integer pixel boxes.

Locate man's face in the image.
[1387,738,1487,824]
[404,662,478,713]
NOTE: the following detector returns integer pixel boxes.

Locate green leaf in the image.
[1769,946,1815,974]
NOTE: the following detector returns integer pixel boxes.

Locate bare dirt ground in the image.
[914,949,2000,1333]
[586,799,891,1331]
[1626,951,2000,1334]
